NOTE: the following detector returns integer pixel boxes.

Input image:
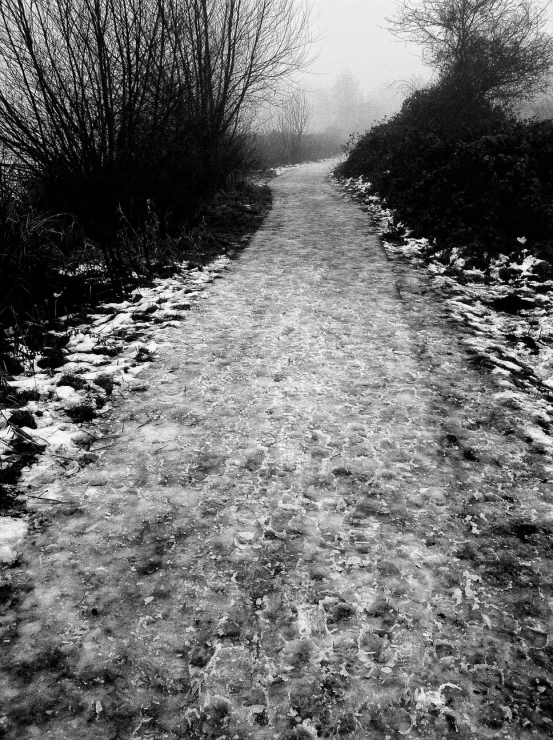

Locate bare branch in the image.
[388,0,553,104]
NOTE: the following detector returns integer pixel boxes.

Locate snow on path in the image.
[1,162,553,739]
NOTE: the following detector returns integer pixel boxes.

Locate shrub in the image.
[337,82,553,261]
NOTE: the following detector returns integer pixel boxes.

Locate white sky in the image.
[301,0,431,101]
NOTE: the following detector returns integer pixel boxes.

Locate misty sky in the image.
[303,0,430,100]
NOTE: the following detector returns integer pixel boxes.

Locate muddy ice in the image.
[1,161,553,739]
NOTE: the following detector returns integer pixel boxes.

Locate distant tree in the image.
[276,89,311,161]
[389,0,553,106]
[325,71,378,139]
[331,73,364,127]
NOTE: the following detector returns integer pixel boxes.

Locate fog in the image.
[299,0,431,132]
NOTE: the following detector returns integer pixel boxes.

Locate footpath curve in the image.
[2,161,553,739]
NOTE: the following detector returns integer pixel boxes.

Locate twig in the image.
[79,429,100,441]
[9,424,48,447]
[25,495,68,504]
[7,424,79,461]
[54,457,81,470]
[138,417,157,428]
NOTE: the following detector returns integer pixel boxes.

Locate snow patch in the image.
[0,518,28,564]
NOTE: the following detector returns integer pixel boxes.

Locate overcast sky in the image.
[301,0,431,101]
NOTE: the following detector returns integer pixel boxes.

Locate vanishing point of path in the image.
[2,161,553,739]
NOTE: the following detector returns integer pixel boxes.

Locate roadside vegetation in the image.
[337,0,553,273]
[0,0,310,377]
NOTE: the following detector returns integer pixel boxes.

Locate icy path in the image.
[2,161,553,739]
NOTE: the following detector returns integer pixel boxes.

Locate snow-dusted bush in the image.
[337,83,553,265]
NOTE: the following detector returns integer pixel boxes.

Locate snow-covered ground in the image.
[0,257,232,560]
[336,175,553,466]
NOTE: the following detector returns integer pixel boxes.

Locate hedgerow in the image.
[336,83,553,264]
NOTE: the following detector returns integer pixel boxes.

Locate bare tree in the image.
[388,0,553,105]
[171,0,312,135]
[276,89,311,161]
[322,72,379,138]
[0,0,312,230]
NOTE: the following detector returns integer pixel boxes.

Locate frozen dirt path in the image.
[2,161,553,739]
